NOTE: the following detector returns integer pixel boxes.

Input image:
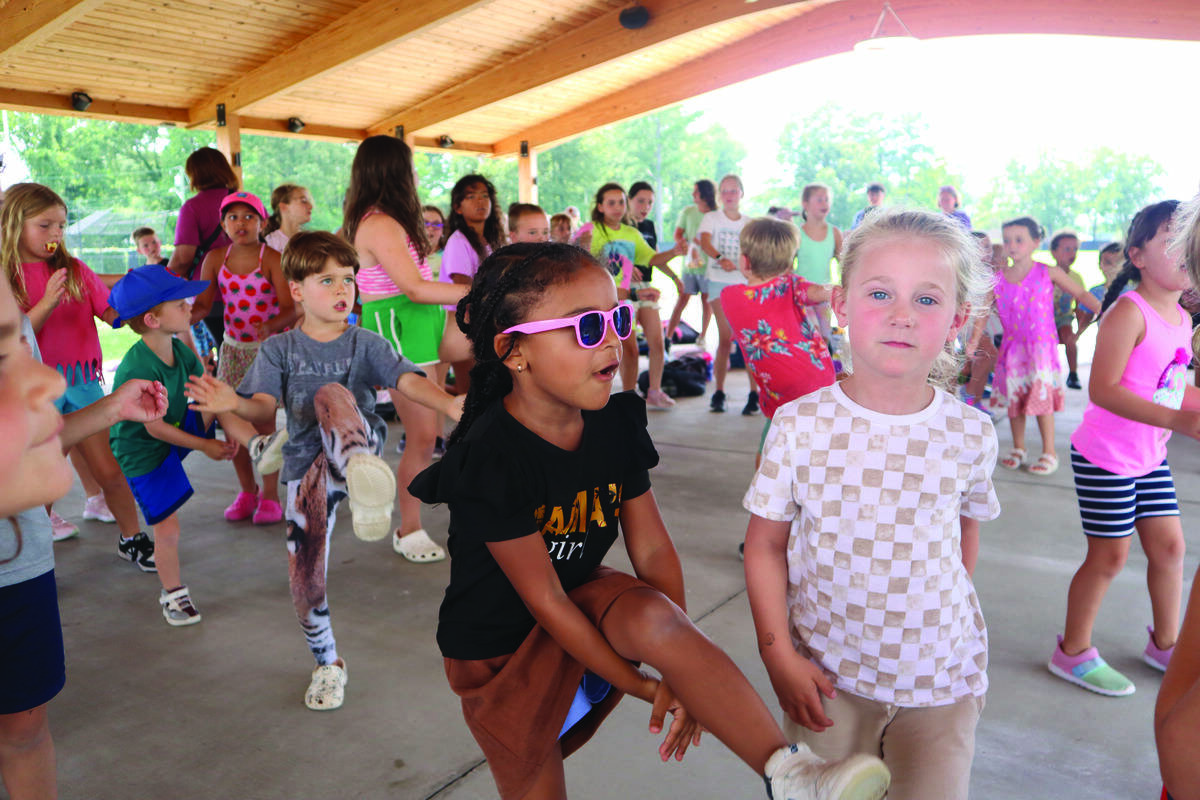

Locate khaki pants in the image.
[783,691,984,800]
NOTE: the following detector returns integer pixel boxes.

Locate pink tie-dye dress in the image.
[993,262,1064,417]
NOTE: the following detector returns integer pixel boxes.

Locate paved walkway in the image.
[41,356,1191,799]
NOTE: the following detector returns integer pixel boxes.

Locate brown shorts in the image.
[444,566,647,799]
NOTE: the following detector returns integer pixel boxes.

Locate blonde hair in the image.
[718,174,744,194]
[1171,193,1200,356]
[839,207,994,390]
[1,183,84,308]
[740,217,799,278]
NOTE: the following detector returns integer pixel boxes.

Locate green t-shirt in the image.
[676,206,706,275]
[110,338,203,478]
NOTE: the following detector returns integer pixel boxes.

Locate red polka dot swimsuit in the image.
[218,244,280,343]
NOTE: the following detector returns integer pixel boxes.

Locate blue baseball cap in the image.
[109,265,208,328]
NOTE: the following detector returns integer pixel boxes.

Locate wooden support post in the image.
[214,106,243,185]
[518,143,537,204]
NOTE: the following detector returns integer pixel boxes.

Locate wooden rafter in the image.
[187,0,496,127]
[366,0,812,138]
[0,0,104,63]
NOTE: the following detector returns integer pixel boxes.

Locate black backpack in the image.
[638,354,709,398]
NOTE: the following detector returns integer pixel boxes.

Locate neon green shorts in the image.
[361,294,444,366]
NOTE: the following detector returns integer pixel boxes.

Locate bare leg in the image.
[73,430,140,537]
[0,704,56,800]
[389,385,437,537]
[69,447,101,498]
[710,298,733,394]
[1140,515,1186,649]
[230,443,261,498]
[1061,536,1131,654]
[600,586,786,773]
[638,306,666,395]
[964,338,997,399]
[152,514,182,591]
[665,292,692,345]
[1036,413,1056,459]
[699,293,712,341]
[1008,414,1027,454]
[1058,324,1078,374]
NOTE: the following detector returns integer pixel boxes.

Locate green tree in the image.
[764,103,962,230]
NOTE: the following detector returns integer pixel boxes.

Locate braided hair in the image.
[1100,200,1180,315]
[448,242,601,447]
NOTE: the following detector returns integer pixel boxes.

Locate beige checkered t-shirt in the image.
[745,383,1001,707]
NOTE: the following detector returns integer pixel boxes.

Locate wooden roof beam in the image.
[492,0,1200,156]
[188,0,496,127]
[367,0,810,138]
[0,0,105,63]
[0,88,189,127]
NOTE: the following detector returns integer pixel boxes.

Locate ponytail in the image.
[1099,263,1138,315]
[1100,199,1181,317]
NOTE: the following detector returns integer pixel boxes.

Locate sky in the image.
[681,34,1200,205]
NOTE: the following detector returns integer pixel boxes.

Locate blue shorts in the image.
[126,409,215,526]
[681,271,709,296]
[1070,445,1179,538]
[0,570,66,714]
[54,374,105,413]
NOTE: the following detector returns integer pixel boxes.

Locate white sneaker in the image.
[49,511,79,542]
[159,586,202,626]
[83,494,116,523]
[305,659,347,711]
[344,453,396,541]
[765,743,890,800]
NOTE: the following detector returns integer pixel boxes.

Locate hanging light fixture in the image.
[853,3,918,53]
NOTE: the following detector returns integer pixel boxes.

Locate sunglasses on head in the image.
[503,302,634,348]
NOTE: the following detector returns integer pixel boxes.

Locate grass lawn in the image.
[98,323,141,364]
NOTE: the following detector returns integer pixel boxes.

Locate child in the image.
[586,182,682,400]
[994,216,1101,476]
[263,183,313,253]
[937,185,971,230]
[743,208,999,800]
[409,241,889,800]
[1,182,151,555]
[851,183,885,230]
[628,181,685,411]
[1156,191,1200,798]
[186,231,464,710]
[1048,230,1086,389]
[1075,241,1126,338]
[191,190,296,524]
[700,174,752,413]
[795,183,842,350]
[108,265,283,625]
[508,202,551,243]
[720,216,835,458]
[423,204,448,278]
[0,275,168,798]
[665,179,716,350]
[134,225,216,372]
[1049,200,1194,697]
[345,137,468,564]
[550,212,574,244]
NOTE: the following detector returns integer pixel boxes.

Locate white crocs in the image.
[393,529,446,563]
[766,743,890,800]
[344,453,396,541]
[249,429,289,476]
[305,659,347,711]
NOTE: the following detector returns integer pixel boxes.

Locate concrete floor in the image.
[35,351,1193,799]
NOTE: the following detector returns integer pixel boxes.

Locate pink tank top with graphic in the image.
[218,244,280,343]
[355,210,431,296]
[1071,291,1193,475]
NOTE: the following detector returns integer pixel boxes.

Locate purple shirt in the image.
[175,187,233,253]
[439,230,488,310]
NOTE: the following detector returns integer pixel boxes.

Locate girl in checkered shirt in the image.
[744,208,1000,800]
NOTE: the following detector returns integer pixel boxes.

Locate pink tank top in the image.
[218,245,280,343]
[1071,291,1193,475]
[355,210,432,296]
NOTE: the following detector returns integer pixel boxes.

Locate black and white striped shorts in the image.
[1070,445,1179,538]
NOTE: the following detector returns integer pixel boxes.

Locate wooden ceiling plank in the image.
[187,0,496,126]
[366,0,810,137]
[0,0,106,63]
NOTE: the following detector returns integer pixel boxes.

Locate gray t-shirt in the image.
[238,326,423,482]
[1,315,55,588]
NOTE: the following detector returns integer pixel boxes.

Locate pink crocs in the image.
[224,491,259,522]
[253,498,283,525]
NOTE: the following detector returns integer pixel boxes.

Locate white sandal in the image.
[393,529,446,563]
[1028,452,1059,476]
[999,448,1026,470]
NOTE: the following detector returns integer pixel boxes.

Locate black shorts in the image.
[0,570,65,714]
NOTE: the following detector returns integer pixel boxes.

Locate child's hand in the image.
[649,680,704,762]
[446,393,465,423]
[764,649,837,732]
[254,321,272,341]
[37,269,69,312]
[186,374,239,414]
[202,437,238,461]
[718,258,736,272]
[112,379,168,424]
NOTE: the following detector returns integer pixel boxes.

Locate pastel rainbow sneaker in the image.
[1047,635,1135,696]
[765,743,890,800]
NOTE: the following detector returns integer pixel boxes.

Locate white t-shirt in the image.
[265,229,290,254]
[744,382,1000,707]
[699,210,748,286]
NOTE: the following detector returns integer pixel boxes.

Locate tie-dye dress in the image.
[993,262,1064,417]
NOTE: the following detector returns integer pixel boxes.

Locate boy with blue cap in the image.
[108,265,284,626]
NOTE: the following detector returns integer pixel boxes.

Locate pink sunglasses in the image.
[503,302,634,348]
